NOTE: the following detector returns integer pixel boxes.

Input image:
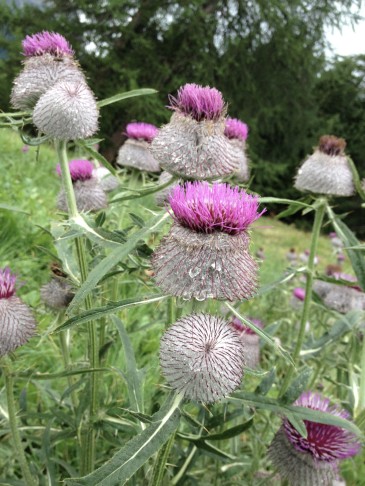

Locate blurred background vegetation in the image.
[1,0,364,234]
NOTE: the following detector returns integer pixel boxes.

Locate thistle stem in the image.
[359,334,365,411]
[2,357,37,486]
[280,199,326,396]
[55,140,98,473]
[59,328,78,410]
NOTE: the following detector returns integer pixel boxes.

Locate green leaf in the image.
[255,368,276,396]
[66,393,183,486]
[225,303,294,366]
[201,418,253,441]
[277,202,313,219]
[148,433,175,486]
[0,203,29,215]
[256,270,298,296]
[111,176,177,204]
[259,197,311,207]
[112,316,145,423]
[326,205,365,291]
[231,392,362,436]
[281,366,312,404]
[347,156,365,201]
[286,413,307,438]
[54,294,167,332]
[67,211,169,312]
[97,88,158,108]
[20,131,51,146]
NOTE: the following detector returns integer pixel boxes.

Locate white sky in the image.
[326,4,365,57]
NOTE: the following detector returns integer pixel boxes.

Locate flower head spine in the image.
[56,159,94,182]
[22,31,74,57]
[283,392,361,462]
[0,268,17,299]
[125,122,158,142]
[168,181,265,235]
[224,118,249,141]
[169,83,225,121]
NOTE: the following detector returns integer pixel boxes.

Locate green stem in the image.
[59,329,78,410]
[55,140,98,474]
[359,334,365,410]
[280,199,326,396]
[2,357,37,486]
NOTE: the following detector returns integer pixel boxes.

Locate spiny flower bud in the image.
[22,31,74,57]
[116,122,160,172]
[313,280,365,313]
[40,278,74,309]
[0,268,36,357]
[11,32,84,111]
[152,182,265,301]
[268,392,361,486]
[56,159,107,212]
[160,313,245,403]
[294,135,355,197]
[224,117,250,182]
[33,80,99,140]
[229,316,263,368]
[151,84,240,179]
[93,166,119,192]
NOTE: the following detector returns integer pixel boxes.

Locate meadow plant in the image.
[151,83,240,179]
[1,30,364,486]
[116,121,160,171]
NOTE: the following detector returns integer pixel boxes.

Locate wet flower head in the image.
[22,31,74,57]
[169,181,265,235]
[318,135,346,157]
[283,392,361,462]
[224,118,249,141]
[160,313,245,403]
[125,122,158,143]
[56,159,94,182]
[169,83,225,121]
[0,268,17,299]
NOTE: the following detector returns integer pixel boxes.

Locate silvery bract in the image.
[117,139,160,172]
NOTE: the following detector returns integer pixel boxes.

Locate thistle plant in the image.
[269,392,361,486]
[151,83,240,179]
[116,121,160,172]
[224,117,250,182]
[152,181,264,301]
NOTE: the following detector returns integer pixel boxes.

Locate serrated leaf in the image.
[277,203,313,219]
[326,205,365,291]
[67,211,169,312]
[97,88,157,108]
[129,213,145,228]
[111,176,177,204]
[65,392,182,486]
[281,366,312,404]
[225,304,294,366]
[255,368,276,396]
[54,294,167,332]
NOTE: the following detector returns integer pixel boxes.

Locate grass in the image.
[0,128,364,485]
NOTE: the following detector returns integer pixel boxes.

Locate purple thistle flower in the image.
[229,316,263,336]
[0,268,36,357]
[22,31,74,57]
[293,288,306,301]
[160,313,245,403]
[21,145,29,153]
[224,118,249,141]
[125,122,158,143]
[168,182,265,235]
[169,83,225,121]
[285,392,361,462]
[0,268,17,299]
[269,392,361,486]
[56,159,94,182]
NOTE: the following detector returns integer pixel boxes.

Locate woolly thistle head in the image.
[283,392,361,463]
[33,80,99,140]
[56,159,94,182]
[125,122,158,143]
[0,268,36,357]
[168,182,265,235]
[318,135,346,157]
[229,316,263,336]
[160,313,245,403]
[22,31,74,57]
[224,118,249,141]
[169,83,225,121]
[0,268,17,299]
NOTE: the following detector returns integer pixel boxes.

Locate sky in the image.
[326,4,365,57]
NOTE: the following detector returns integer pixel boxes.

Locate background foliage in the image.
[0,0,365,237]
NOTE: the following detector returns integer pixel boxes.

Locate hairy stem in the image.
[359,333,365,411]
[55,140,98,473]
[280,199,326,396]
[2,357,37,486]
